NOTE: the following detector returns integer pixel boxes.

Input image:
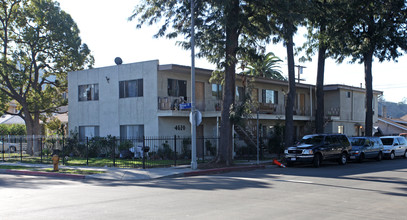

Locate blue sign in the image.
[179,103,192,110]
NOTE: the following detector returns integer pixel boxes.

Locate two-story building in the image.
[68,60,381,141]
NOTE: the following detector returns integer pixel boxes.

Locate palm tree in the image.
[244,52,285,80]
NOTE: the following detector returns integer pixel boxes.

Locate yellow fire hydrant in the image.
[52,154,60,172]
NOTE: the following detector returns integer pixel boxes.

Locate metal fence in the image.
[0,135,280,168]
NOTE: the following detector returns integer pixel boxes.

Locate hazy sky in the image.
[57,0,407,103]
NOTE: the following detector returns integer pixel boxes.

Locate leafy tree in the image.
[300,0,342,133]
[334,0,407,136]
[0,0,93,154]
[131,0,271,165]
[266,0,307,147]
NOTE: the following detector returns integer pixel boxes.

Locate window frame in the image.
[119,79,143,98]
[78,84,99,101]
[168,79,187,97]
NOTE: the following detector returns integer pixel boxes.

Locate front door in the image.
[195,82,205,111]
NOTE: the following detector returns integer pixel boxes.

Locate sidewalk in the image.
[0,160,277,181]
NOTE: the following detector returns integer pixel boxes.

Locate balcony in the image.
[158,96,222,112]
[157,96,312,118]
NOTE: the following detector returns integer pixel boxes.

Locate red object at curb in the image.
[273,160,286,168]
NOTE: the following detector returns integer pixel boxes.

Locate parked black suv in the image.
[284,134,352,167]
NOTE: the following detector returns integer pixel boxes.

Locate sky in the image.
[57,0,407,103]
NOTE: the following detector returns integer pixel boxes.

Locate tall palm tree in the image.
[244,52,285,80]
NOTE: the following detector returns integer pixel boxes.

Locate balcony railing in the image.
[157,96,312,117]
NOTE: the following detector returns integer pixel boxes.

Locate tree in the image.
[335,0,407,136]
[131,1,271,165]
[0,0,93,154]
[243,52,285,80]
[267,0,307,147]
[300,0,341,134]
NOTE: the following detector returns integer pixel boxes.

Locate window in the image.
[347,91,351,98]
[168,79,186,97]
[212,84,222,100]
[120,125,144,140]
[119,79,143,98]
[262,89,278,104]
[338,125,344,134]
[79,126,99,140]
[236,87,245,102]
[78,84,99,101]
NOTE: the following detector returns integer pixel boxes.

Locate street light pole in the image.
[190,0,197,170]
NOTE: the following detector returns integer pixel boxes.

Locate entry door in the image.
[195,82,205,111]
[300,93,305,115]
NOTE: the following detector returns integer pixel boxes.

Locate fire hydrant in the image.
[52,154,60,172]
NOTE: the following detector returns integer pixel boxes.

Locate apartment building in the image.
[68,60,381,141]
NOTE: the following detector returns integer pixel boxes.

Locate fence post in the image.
[174,135,177,167]
[86,137,89,166]
[62,136,65,165]
[202,137,205,162]
[40,137,43,164]
[142,136,145,169]
[20,137,23,163]
[2,137,4,162]
[113,137,116,167]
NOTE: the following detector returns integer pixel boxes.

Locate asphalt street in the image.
[1,158,406,220]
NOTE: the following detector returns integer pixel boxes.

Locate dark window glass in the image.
[119,79,143,98]
[168,79,187,97]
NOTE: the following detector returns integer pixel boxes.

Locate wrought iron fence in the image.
[0,134,279,168]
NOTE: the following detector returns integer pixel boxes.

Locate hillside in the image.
[379,101,407,119]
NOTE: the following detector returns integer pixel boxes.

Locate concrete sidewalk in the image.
[0,161,276,181]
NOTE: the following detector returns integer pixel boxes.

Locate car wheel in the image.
[390,151,395,160]
[376,152,383,161]
[358,153,365,163]
[338,153,347,165]
[403,150,407,159]
[313,154,322,168]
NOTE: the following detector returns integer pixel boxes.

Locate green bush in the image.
[157,141,174,160]
[0,124,26,136]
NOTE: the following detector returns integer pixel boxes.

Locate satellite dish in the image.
[114,57,123,65]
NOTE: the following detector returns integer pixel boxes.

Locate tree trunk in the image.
[364,52,373,137]
[23,107,42,155]
[315,42,327,134]
[217,0,239,166]
[284,34,296,148]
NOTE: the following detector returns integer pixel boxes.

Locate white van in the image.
[380,136,407,159]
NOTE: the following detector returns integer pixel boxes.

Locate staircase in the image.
[234,124,257,148]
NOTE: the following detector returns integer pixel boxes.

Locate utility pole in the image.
[190,0,197,170]
[295,65,306,83]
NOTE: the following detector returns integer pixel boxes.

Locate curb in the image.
[5,170,85,179]
[183,165,266,177]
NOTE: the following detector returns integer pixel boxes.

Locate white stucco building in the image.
[68,60,382,141]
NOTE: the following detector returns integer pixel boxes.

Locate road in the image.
[1,158,406,220]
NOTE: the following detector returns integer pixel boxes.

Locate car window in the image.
[397,137,406,145]
[338,135,350,146]
[299,136,324,145]
[381,138,394,145]
[351,138,365,146]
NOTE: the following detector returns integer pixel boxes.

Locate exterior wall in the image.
[68,60,159,137]
[68,60,381,140]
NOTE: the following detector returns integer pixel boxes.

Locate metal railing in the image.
[1,134,280,168]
